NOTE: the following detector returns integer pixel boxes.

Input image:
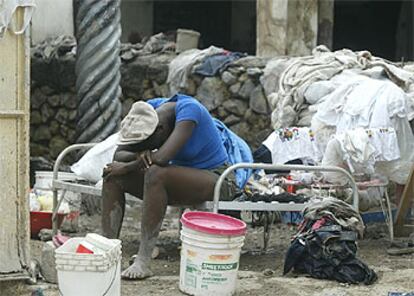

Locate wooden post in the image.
[394,166,414,236]
[0,7,31,279]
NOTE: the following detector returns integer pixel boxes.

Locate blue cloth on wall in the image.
[213,118,253,188]
[194,52,246,76]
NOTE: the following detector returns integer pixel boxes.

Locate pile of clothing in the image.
[283,198,377,284]
[238,191,309,203]
[261,45,414,129]
[260,46,414,184]
[168,46,246,94]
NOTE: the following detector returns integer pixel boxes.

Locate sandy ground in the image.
[2,204,414,296]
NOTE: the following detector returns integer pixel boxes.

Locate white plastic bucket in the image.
[176,29,200,53]
[179,212,246,296]
[55,237,122,296]
[34,171,78,191]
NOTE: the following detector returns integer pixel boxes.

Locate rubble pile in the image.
[30,35,275,160]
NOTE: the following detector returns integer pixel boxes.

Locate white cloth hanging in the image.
[0,0,35,38]
[266,127,321,164]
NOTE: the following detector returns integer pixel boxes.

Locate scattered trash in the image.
[262,268,274,277]
[387,240,414,256]
[31,288,45,296]
[38,229,53,242]
[283,198,377,285]
[40,241,58,284]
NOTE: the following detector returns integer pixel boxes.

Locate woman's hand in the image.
[137,150,153,170]
[103,161,131,180]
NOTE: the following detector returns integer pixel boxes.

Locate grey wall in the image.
[120,0,154,42]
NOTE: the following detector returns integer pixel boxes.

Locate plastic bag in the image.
[71,133,119,183]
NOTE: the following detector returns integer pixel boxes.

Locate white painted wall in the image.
[31,0,74,44]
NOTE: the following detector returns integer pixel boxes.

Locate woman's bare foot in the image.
[121,258,153,280]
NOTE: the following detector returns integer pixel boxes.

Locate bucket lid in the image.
[181,211,246,236]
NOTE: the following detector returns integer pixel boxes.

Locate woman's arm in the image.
[104,121,195,179]
[151,120,196,166]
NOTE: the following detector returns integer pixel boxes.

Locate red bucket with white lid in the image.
[179,211,246,296]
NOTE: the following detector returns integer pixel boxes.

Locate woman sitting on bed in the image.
[102,94,251,280]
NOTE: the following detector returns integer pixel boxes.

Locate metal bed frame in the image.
[51,143,364,237]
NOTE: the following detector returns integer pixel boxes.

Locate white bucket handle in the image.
[59,261,119,296]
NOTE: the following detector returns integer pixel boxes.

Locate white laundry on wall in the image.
[0,0,35,38]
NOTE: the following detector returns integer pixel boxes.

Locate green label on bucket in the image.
[201,263,238,271]
[185,263,198,288]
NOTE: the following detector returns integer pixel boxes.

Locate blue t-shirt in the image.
[147,94,228,169]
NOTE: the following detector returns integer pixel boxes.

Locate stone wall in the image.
[30,40,273,161]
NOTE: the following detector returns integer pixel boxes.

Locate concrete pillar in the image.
[317,0,334,50]
[256,0,318,57]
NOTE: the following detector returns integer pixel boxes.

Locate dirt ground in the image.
[2,204,414,296]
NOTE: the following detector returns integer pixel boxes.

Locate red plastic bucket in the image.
[30,211,66,238]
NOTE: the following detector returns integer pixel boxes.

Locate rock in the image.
[120,50,135,62]
[49,136,69,158]
[238,79,255,100]
[249,85,269,114]
[31,88,47,109]
[196,77,229,111]
[227,66,245,75]
[31,111,42,125]
[47,95,60,107]
[49,121,60,135]
[40,241,58,283]
[40,85,55,95]
[247,67,263,77]
[67,130,76,142]
[191,74,203,86]
[223,114,241,126]
[68,110,77,121]
[38,229,53,242]
[229,82,241,96]
[263,268,274,277]
[33,125,52,141]
[217,106,229,119]
[40,104,53,123]
[238,73,248,82]
[121,56,150,100]
[230,121,250,139]
[62,93,77,109]
[142,79,151,89]
[122,98,135,117]
[60,125,70,138]
[244,109,270,130]
[147,53,172,84]
[153,82,169,97]
[30,143,50,157]
[186,78,197,96]
[231,56,269,68]
[223,100,248,117]
[55,108,69,124]
[244,108,256,125]
[143,88,155,99]
[221,71,237,85]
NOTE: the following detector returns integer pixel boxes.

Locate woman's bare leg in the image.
[121,165,218,279]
